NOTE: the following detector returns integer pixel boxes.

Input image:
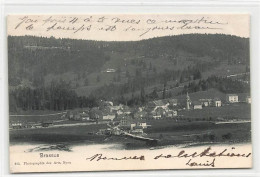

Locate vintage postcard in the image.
[8,14,252,173]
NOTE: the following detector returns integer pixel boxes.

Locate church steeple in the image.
[186,92,191,110]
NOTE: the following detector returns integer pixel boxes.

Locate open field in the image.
[203,62,246,78]
[9,110,66,123]
[176,88,226,102]
[179,103,251,119]
[10,117,251,149]
[10,123,108,143]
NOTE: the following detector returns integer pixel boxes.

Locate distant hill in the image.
[8,34,250,99]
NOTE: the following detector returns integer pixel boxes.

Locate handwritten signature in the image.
[85,147,251,168]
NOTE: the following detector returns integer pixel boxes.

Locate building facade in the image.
[226,94,239,103]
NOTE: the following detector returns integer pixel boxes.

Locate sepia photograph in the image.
[7,14,252,173]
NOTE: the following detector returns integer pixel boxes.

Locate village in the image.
[10,92,251,139]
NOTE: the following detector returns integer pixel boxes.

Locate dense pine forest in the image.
[8,34,250,112]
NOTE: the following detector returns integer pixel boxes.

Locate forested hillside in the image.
[8,34,250,112]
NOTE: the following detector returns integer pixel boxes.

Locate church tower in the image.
[186,92,191,110]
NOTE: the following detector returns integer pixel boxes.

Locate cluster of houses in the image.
[187,93,251,110]
[66,93,251,123]
[67,98,180,123]
[191,98,222,110]
[97,121,148,136]
[10,121,53,129]
[10,93,251,132]
[226,94,251,104]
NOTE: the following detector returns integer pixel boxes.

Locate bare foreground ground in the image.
[9,120,251,151]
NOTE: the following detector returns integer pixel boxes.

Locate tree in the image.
[126,70,130,78]
[246,65,250,72]
[77,72,81,80]
[96,75,100,83]
[84,78,89,86]
[113,76,116,82]
[153,66,157,73]
[150,87,159,99]
[142,61,147,69]
[179,74,184,83]
[162,82,167,99]
[194,70,202,80]
[135,68,142,77]
[82,72,86,78]
[149,62,152,70]
[105,55,110,61]
[117,74,121,82]
[140,86,146,104]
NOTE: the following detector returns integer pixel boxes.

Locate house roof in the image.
[193,101,202,105]
[168,99,178,104]
[104,101,113,106]
[137,111,147,114]
[153,100,165,106]
[226,93,251,101]
[101,108,111,115]
[103,113,115,116]
[134,126,144,129]
[155,107,166,112]
[226,94,238,97]
[213,98,221,101]
[149,98,177,107]
[199,98,212,102]
[117,114,132,119]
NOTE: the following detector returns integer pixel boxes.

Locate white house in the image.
[137,122,147,129]
[199,99,212,107]
[246,96,251,104]
[151,112,162,119]
[131,127,144,134]
[168,99,178,106]
[104,101,113,106]
[117,109,124,115]
[103,114,116,121]
[213,98,222,107]
[108,104,123,113]
[11,122,22,129]
[226,94,239,103]
[105,68,116,73]
[130,123,136,130]
[152,100,169,112]
[166,110,178,117]
[130,122,147,130]
[193,101,203,109]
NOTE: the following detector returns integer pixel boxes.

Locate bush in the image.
[222,133,232,140]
